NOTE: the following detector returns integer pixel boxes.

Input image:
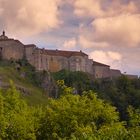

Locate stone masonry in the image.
[0,31,122,79]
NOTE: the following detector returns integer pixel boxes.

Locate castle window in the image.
[51,57,53,61]
[0,47,2,59]
[76,58,81,62]
[76,58,79,62]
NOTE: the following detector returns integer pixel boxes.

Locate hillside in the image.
[0,60,49,105]
[0,60,140,139]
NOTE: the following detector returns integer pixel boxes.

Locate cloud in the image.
[78,35,109,48]
[0,0,139,75]
[0,0,62,37]
[92,14,140,47]
[78,35,93,48]
[63,38,77,49]
[89,50,122,69]
[74,0,104,18]
[73,0,138,18]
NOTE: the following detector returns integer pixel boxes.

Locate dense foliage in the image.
[52,70,140,121]
[0,81,42,139]
[94,76,140,121]
[0,81,140,139]
[52,70,92,94]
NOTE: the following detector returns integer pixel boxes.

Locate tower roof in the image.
[0,30,8,40]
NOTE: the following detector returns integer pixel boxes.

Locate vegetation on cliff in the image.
[0,61,140,139]
[0,81,140,139]
[53,70,140,121]
[0,59,49,105]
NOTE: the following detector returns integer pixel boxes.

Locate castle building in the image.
[0,31,24,60]
[0,31,122,79]
[25,44,94,74]
[93,61,111,79]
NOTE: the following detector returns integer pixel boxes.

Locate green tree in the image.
[127,106,140,139]
[52,70,92,94]
[0,81,43,140]
[38,88,129,139]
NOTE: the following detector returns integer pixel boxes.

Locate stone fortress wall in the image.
[0,32,24,60]
[0,31,122,79]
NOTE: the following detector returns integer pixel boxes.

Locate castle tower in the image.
[3,30,5,36]
[0,30,8,40]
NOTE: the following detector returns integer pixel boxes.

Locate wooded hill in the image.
[0,60,140,139]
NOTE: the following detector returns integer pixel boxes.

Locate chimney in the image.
[3,30,5,36]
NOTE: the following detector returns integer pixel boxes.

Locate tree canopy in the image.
[0,80,140,139]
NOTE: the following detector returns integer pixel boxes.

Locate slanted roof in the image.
[93,61,110,67]
[25,44,36,48]
[110,69,121,73]
[44,49,88,58]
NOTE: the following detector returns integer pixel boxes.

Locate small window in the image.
[0,47,3,59]
[76,58,81,62]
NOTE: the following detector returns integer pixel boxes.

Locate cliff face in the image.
[40,71,58,98]
[0,60,56,104]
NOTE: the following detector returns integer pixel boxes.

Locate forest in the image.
[0,68,140,139]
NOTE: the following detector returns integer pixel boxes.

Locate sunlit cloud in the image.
[78,35,109,48]
[89,50,122,69]
[92,14,140,47]
[0,0,139,74]
[63,38,77,49]
[73,0,138,18]
[0,0,62,37]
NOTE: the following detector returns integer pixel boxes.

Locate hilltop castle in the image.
[0,31,121,79]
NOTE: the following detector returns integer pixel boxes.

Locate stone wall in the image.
[25,47,112,79]
[29,49,92,73]
[25,44,36,66]
[125,74,138,79]
[46,55,64,72]
[0,32,122,79]
[93,65,111,79]
[0,40,24,60]
[110,69,121,78]
[69,56,86,72]
[85,59,94,74]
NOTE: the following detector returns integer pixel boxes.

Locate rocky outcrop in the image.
[41,71,58,98]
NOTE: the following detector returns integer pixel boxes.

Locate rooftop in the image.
[43,49,88,58]
[25,44,36,48]
[93,61,110,67]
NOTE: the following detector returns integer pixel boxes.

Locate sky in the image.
[0,0,140,75]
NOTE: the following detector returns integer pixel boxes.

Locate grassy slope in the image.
[0,60,48,106]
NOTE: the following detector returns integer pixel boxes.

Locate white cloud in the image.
[92,14,140,47]
[78,35,93,48]
[78,35,109,48]
[0,0,62,37]
[73,0,138,18]
[63,38,77,49]
[74,0,104,18]
[89,50,122,69]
